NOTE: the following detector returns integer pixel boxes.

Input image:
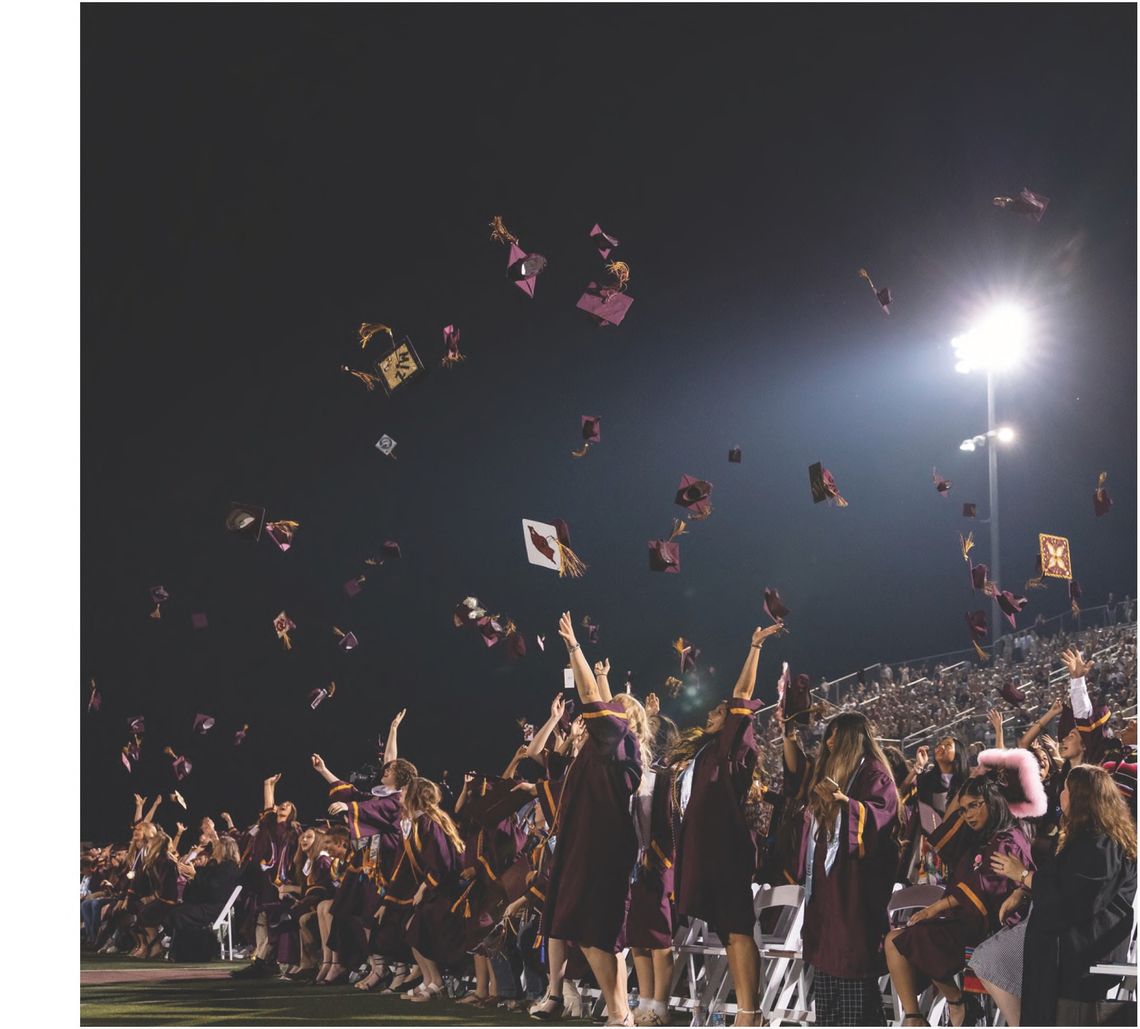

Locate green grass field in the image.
[80,954,538,1025]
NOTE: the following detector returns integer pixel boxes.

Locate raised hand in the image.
[751,623,785,647]
[1060,648,1095,679]
[220,811,233,826]
[176,822,187,834]
[593,658,611,677]
[645,693,660,717]
[1044,698,1065,722]
[558,611,578,649]
[988,709,1003,731]
[265,773,282,787]
[914,745,930,772]
[310,754,327,773]
[550,692,565,722]
[390,708,406,728]
[327,802,349,816]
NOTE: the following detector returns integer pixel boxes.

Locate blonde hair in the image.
[402,777,465,854]
[616,693,654,766]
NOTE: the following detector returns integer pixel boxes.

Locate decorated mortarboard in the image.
[589,223,620,260]
[453,596,487,628]
[225,502,266,542]
[521,518,587,577]
[996,590,1028,628]
[1038,533,1072,580]
[648,538,681,573]
[333,627,358,651]
[1094,471,1112,517]
[673,636,699,674]
[149,585,170,620]
[170,790,187,810]
[344,575,366,597]
[191,612,208,630]
[441,324,464,368]
[163,747,192,781]
[809,462,848,507]
[1000,680,1027,706]
[233,724,250,746]
[858,267,892,313]
[932,468,952,496]
[1068,579,1082,617]
[517,718,536,743]
[193,713,215,735]
[127,715,146,735]
[763,587,790,624]
[372,336,425,396]
[992,187,1049,222]
[581,615,600,644]
[477,614,515,648]
[962,502,977,518]
[577,262,634,327]
[88,679,101,714]
[572,416,602,458]
[265,520,300,552]
[273,611,296,650]
[309,682,336,710]
[728,446,742,464]
[675,474,714,519]
[375,434,398,459]
[490,216,547,298]
[664,675,683,698]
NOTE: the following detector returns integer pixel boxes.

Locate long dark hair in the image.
[808,712,894,835]
[937,735,970,790]
[957,773,1017,843]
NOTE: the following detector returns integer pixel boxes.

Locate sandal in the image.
[901,1017,929,1027]
[407,983,444,1003]
[353,969,387,991]
[458,992,488,1005]
[946,993,982,1026]
[530,994,565,1020]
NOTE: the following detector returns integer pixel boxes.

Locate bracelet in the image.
[751,643,762,649]
[568,643,580,653]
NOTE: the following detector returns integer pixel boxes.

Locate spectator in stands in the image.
[914,736,968,814]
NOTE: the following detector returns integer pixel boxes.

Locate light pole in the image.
[953,304,1028,643]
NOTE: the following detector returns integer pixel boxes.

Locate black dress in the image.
[1021,832,1137,1026]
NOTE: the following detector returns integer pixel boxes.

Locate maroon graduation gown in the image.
[628,766,679,949]
[402,815,466,966]
[798,758,899,978]
[675,695,763,937]
[543,699,642,952]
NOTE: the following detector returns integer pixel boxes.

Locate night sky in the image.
[81,6,1137,841]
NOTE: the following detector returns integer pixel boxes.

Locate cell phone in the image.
[822,776,840,790]
[563,668,575,691]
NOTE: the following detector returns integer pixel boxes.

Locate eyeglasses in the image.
[961,800,987,814]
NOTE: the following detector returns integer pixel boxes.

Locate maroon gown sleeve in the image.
[714,696,764,763]
[845,760,899,858]
[948,828,1033,932]
[580,699,632,756]
[928,806,972,867]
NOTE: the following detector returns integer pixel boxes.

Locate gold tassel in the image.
[605,260,630,290]
[972,640,990,663]
[441,351,466,368]
[556,541,587,578]
[327,682,336,699]
[271,519,300,532]
[280,631,292,651]
[570,444,590,458]
[1097,470,1109,490]
[333,627,346,640]
[163,746,176,760]
[960,532,975,562]
[1071,599,1081,618]
[688,503,714,520]
[503,619,518,637]
[341,365,380,391]
[149,605,162,619]
[488,215,518,245]
[669,518,688,541]
[358,323,393,349]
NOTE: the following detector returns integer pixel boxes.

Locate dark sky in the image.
[81,6,1137,840]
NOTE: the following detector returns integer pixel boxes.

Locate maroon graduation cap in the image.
[969,562,990,593]
[858,268,892,314]
[193,713,215,735]
[572,416,602,458]
[763,587,790,623]
[344,576,365,597]
[648,539,680,573]
[225,501,266,542]
[589,223,620,260]
[675,474,714,519]
[1094,472,1112,517]
[992,187,1049,222]
[441,324,464,367]
[273,611,296,650]
[381,540,402,561]
[309,683,336,710]
[163,747,192,781]
[965,609,988,641]
[265,520,299,552]
[673,637,700,674]
[581,615,600,645]
[191,612,208,630]
[334,627,359,652]
[933,468,952,496]
[728,446,742,463]
[127,715,146,735]
[962,502,977,518]
[149,585,169,620]
[1068,579,1082,616]
[576,281,634,326]
[809,462,849,506]
[233,724,250,747]
[996,591,1028,629]
[1000,680,1027,706]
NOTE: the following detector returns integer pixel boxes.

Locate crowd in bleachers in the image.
[81,613,1137,1026]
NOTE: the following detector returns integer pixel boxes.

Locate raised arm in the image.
[455,772,473,814]
[133,794,146,825]
[1019,699,1063,749]
[143,795,162,824]
[525,693,566,761]
[263,773,281,812]
[776,710,802,777]
[383,708,406,766]
[503,744,529,779]
[310,753,339,785]
[988,709,1006,750]
[1061,648,1095,718]
[593,659,613,702]
[559,612,600,704]
[734,624,783,699]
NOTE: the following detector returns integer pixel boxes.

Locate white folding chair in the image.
[211,884,242,961]
[755,884,812,1026]
[880,884,946,1026]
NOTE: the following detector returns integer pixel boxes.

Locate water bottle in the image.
[629,987,639,1010]
[709,1010,725,1026]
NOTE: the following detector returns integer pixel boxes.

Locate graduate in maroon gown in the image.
[797,712,900,1026]
[543,612,648,1027]
[670,623,784,1027]
[398,777,466,1003]
[886,774,1033,1028]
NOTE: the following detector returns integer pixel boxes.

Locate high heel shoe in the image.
[530,994,565,1020]
[946,992,982,1027]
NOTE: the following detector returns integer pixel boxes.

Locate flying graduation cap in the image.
[1068,579,1082,617]
[996,590,1028,629]
[858,268,892,313]
[1000,680,1027,707]
[375,434,397,458]
[589,223,620,260]
[191,612,208,630]
[333,627,358,651]
[149,585,170,620]
[572,416,602,458]
[992,187,1049,222]
[309,682,336,710]
[163,747,192,781]
[675,475,714,519]
[273,611,296,650]
[193,713,215,735]
[577,260,634,326]
[962,502,977,518]
[965,609,989,661]
[581,615,600,644]
[344,576,366,598]
[170,790,187,810]
[933,468,952,496]
[127,715,146,735]
[265,520,300,552]
[969,561,992,594]
[728,446,742,463]
[441,324,464,367]
[1094,472,1112,517]
[225,502,267,542]
[233,724,250,746]
[1038,533,1073,580]
[763,587,790,624]
[648,538,681,573]
[809,462,848,507]
[522,518,587,577]
[490,216,547,298]
[673,637,699,674]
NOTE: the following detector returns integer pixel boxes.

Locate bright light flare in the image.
[996,426,1015,443]
[952,303,1029,374]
